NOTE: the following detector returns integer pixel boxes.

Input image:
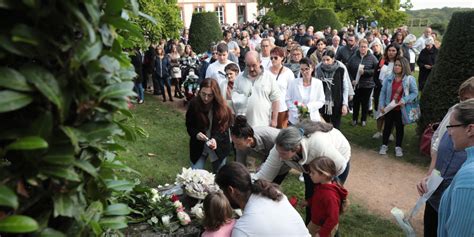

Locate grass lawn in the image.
[120,94,403,236]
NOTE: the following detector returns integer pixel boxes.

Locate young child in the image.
[201,192,236,237]
[307,157,349,237]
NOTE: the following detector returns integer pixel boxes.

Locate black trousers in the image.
[352,87,373,123]
[423,203,438,237]
[373,84,382,112]
[321,106,342,129]
[382,109,404,147]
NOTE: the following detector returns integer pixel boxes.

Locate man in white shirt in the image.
[215,162,310,237]
[232,51,280,127]
[224,30,240,63]
[259,38,273,71]
[413,27,432,54]
[206,43,237,85]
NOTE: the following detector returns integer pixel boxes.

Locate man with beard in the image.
[215,162,310,237]
[232,51,280,127]
[336,35,358,66]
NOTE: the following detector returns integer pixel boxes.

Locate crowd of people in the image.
[130,22,474,237]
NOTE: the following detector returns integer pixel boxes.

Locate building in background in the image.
[177,0,260,28]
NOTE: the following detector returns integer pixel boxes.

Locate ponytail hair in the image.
[230,115,254,139]
[251,180,283,202]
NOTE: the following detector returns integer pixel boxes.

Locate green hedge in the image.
[418,11,474,133]
[307,8,342,31]
[189,12,222,54]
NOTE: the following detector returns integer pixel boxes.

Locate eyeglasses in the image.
[200,92,214,98]
[271,56,279,60]
[261,45,270,48]
[446,124,467,129]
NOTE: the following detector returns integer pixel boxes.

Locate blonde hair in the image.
[308,156,337,180]
[202,192,234,231]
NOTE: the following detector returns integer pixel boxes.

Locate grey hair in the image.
[275,120,333,151]
[404,34,417,44]
[245,50,261,62]
[453,98,474,125]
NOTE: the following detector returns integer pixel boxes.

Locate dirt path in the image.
[346,145,426,235]
[152,95,427,235]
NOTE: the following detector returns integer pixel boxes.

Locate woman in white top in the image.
[269,46,295,128]
[286,58,325,125]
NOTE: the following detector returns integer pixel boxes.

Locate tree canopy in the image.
[258,0,411,29]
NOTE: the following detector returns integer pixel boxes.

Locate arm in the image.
[400,76,418,104]
[271,100,279,127]
[307,80,325,112]
[269,75,281,127]
[378,77,389,110]
[254,147,284,181]
[342,71,349,107]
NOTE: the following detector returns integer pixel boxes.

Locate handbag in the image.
[419,123,439,157]
[401,77,420,125]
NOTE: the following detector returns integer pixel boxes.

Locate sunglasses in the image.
[271,56,279,60]
[446,124,467,129]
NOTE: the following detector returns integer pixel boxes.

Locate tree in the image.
[307,8,342,31]
[135,0,183,44]
[418,11,474,133]
[0,0,148,235]
[188,12,222,54]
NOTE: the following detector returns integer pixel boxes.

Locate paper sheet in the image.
[376,100,398,119]
[354,64,364,86]
[391,170,443,237]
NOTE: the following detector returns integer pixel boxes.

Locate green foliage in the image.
[135,0,183,44]
[0,0,151,235]
[259,0,407,29]
[406,7,472,26]
[307,8,342,32]
[189,12,222,54]
[418,11,474,133]
[430,22,447,35]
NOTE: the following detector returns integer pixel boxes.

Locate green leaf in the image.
[84,2,100,26]
[30,111,53,138]
[52,193,76,217]
[90,220,103,235]
[73,40,102,64]
[0,215,39,233]
[138,11,157,25]
[40,228,66,237]
[99,216,128,230]
[104,203,130,216]
[99,55,120,73]
[64,1,96,43]
[11,24,40,46]
[104,180,135,191]
[74,160,97,177]
[6,136,48,150]
[0,35,27,57]
[103,16,143,39]
[0,67,33,91]
[21,65,63,110]
[0,185,18,209]
[82,201,103,224]
[60,126,83,152]
[105,0,125,15]
[99,81,135,100]
[42,146,75,165]
[102,160,139,174]
[0,90,33,113]
[42,166,81,182]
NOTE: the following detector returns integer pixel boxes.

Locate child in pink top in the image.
[201,192,236,237]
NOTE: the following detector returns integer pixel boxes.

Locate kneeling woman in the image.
[254,120,351,223]
[186,79,233,173]
[231,115,288,184]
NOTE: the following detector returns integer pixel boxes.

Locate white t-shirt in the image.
[206,60,232,85]
[231,194,310,237]
[379,62,394,82]
[261,56,272,71]
[232,70,281,127]
[268,67,295,112]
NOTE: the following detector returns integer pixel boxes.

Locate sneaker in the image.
[299,174,304,182]
[351,120,357,126]
[138,100,144,104]
[395,147,403,157]
[379,145,388,155]
[372,132,382,139]
[361,121,367,127]
[389,134,395,142]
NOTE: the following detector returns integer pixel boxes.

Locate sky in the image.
[407,0,474,10]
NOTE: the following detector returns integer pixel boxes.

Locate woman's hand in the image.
[341,105,348,116]
[424,64,432,69]
[196,132,208,142]
[416,176,429,196]
[207,138,217,150]
[380,107,385,114]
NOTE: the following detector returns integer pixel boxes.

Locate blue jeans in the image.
[158,75,172,100]
[134,82,144,101]
[191,146,227,173]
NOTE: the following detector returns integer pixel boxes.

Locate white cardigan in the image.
[255,128,351,181]
[286,77,325,124]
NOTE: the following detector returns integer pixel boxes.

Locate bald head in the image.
[245,50,260,63]
[245,51,262,78]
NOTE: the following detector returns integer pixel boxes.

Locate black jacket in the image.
[336,45,358,65]
[130,49,143,83]
[154,55,171,78]
[347,50,379,89]
[185,100,231,164]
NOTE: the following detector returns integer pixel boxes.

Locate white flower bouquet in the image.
[175,168,220,199]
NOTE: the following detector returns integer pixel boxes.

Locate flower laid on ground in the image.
[176,168,220,199]
[289,196,298,207]
[177,211,192,225]
[294,101,310,119]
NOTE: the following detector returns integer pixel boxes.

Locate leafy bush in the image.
[307,8,342,31]
[418,11,474,133]
[189,12,222,54]
[0,0,150,235]
[430,22,446,35]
